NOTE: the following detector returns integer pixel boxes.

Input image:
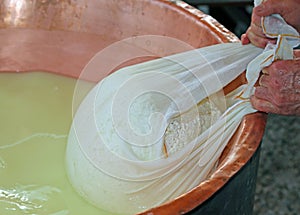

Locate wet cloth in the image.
[65,1,300,214]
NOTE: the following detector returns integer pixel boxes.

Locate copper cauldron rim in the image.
[0,0,267,214]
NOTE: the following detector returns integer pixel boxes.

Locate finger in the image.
[257,85,300,110]
[254,0,283,17]
[266,59,300,77]
[262,68,269,75]
[246,29,275,48]
[294,50,300,58]
[260,71,293,91]
[249,22,266,38]
[258,74,270,88]
[255,83,285,107]
[254,85,270,100]
[241,33,250,45]
[251,95,300,115]
[262,60,288,78]
[250,95,278,113]
[248,12,266,37]
[295,75,300,90]
[253,85,289,107]
[251,12,263,32]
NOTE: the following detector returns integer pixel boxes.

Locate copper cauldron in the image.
[0,0,266,214]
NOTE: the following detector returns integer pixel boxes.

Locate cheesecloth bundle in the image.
[66,1,300,214]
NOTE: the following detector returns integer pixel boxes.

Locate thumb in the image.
[254,0,283,17]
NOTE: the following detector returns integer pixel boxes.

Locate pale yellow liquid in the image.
[0,72,116,215]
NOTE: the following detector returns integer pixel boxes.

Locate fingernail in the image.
[241,34,250,45]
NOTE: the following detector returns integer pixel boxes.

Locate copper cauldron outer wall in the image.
[0,0,267,214]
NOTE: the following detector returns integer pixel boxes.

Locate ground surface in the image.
[254,114,300,215]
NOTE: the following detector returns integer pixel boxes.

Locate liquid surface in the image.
[0,72,115,215]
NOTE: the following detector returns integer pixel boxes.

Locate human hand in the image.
[241,0,300,48]
[250,50,300,115]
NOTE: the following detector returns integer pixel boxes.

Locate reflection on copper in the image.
[0,0,86,29]
[3,0,27,26]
